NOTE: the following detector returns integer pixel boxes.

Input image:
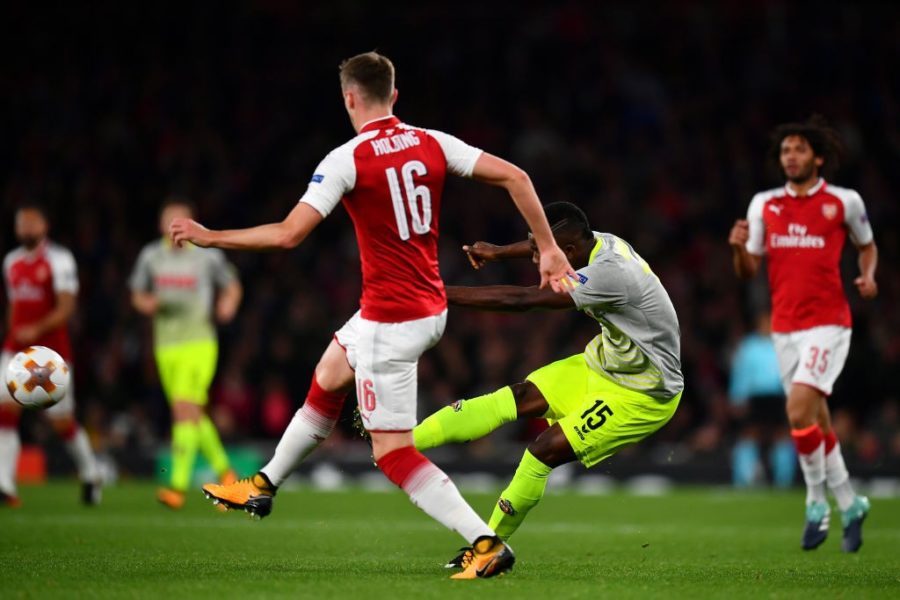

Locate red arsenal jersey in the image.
[745,179,874,333]
[299,115,483,323]
[2,241,79,358]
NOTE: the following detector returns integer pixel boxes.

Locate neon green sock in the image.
[413,386,517,450]
[197,415,230,476]
[170,421,200,492]
[488,450,552,540]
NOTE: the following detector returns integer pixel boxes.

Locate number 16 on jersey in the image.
[386,161,432,241]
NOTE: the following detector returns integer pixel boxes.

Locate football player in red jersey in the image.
[170,51,575,579]
[729,117,877,552]
[0,204,101,507]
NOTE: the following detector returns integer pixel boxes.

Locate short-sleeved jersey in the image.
[129,240,237,348]
[745,179,873,333]
[299,115,483,323]
[568,232,683,400]
[2,241,78,359]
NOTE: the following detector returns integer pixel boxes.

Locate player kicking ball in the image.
[411,201,683,568]
[170,51,576,579]
[729,116,877,552]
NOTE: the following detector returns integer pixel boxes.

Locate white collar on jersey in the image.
[784,177,825,197]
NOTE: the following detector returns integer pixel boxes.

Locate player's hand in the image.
[854,275,878,299]
[462,241,500,270]
[14,325,41,345]
[138,294,160,316]
[538,245,578,293]
[170,217,212,248]
[215,297,238,324]
[728,219,750,248]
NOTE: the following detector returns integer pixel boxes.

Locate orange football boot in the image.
[157,487,186,510]
[202,472,275,518]
[450,536,515,580]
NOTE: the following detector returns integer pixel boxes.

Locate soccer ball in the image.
[4,346,70,409]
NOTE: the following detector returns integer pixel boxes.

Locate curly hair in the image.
[769,114,845,179]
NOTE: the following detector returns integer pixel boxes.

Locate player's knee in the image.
[785,403,816,429]
[511,381,550,419]
[172,401,202,423]
[527,426,575,468]
[371,431,414,462]
[786,386,821,429]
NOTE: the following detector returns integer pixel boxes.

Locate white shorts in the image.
[334,309,447,432]
[772,326,851,396]
[0,350,76,418]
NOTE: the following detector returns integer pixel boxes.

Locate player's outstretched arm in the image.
[728,219,761,279]
[854,241,878,299]
[470,153,576,291]
[462,240,533,270]
[170,203,323,251]
[446,285,574,312]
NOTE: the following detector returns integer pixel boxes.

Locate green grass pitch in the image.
[2,482,899,598]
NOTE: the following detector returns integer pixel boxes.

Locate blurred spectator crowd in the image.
[2,2,899,478]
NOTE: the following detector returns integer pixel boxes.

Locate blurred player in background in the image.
[411,202,683,568]
[172,51,575,579]
[729,116,878,552]
[130,198,242,509]
[728,312,794,488]
[0,203,101,507]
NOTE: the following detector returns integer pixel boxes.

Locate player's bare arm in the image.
[216,280,243,323]
[446,285,575,312]
[14,291,76,345]
[131,291,159,316]
[469,153,576,291]
[463,240,533,270]
[170,202,323,251]
[854,241,878,299]
[728,219,761,279]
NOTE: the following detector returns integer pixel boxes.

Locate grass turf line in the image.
[1,482,899,599]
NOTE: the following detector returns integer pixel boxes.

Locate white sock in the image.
[65,427,99,483]
[260,405,335,486]
[825,443,856,511]
[798,441,827,505]
[0,428,21,495]
[403,462,494,544]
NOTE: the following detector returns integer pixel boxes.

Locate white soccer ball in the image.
[4,346,70,409]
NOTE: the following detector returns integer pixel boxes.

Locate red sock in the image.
[376,446,430,490]
[791,424,824,454]
[823,429,838,454]
[56,420,78,441]
[0,405,20,428]
[303,376,346,421]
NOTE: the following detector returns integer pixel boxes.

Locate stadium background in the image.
[2,2,898,484]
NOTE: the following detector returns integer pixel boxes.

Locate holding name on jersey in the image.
[4,345,70,409]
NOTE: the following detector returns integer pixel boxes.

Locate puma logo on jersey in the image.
[768,204,783,215]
